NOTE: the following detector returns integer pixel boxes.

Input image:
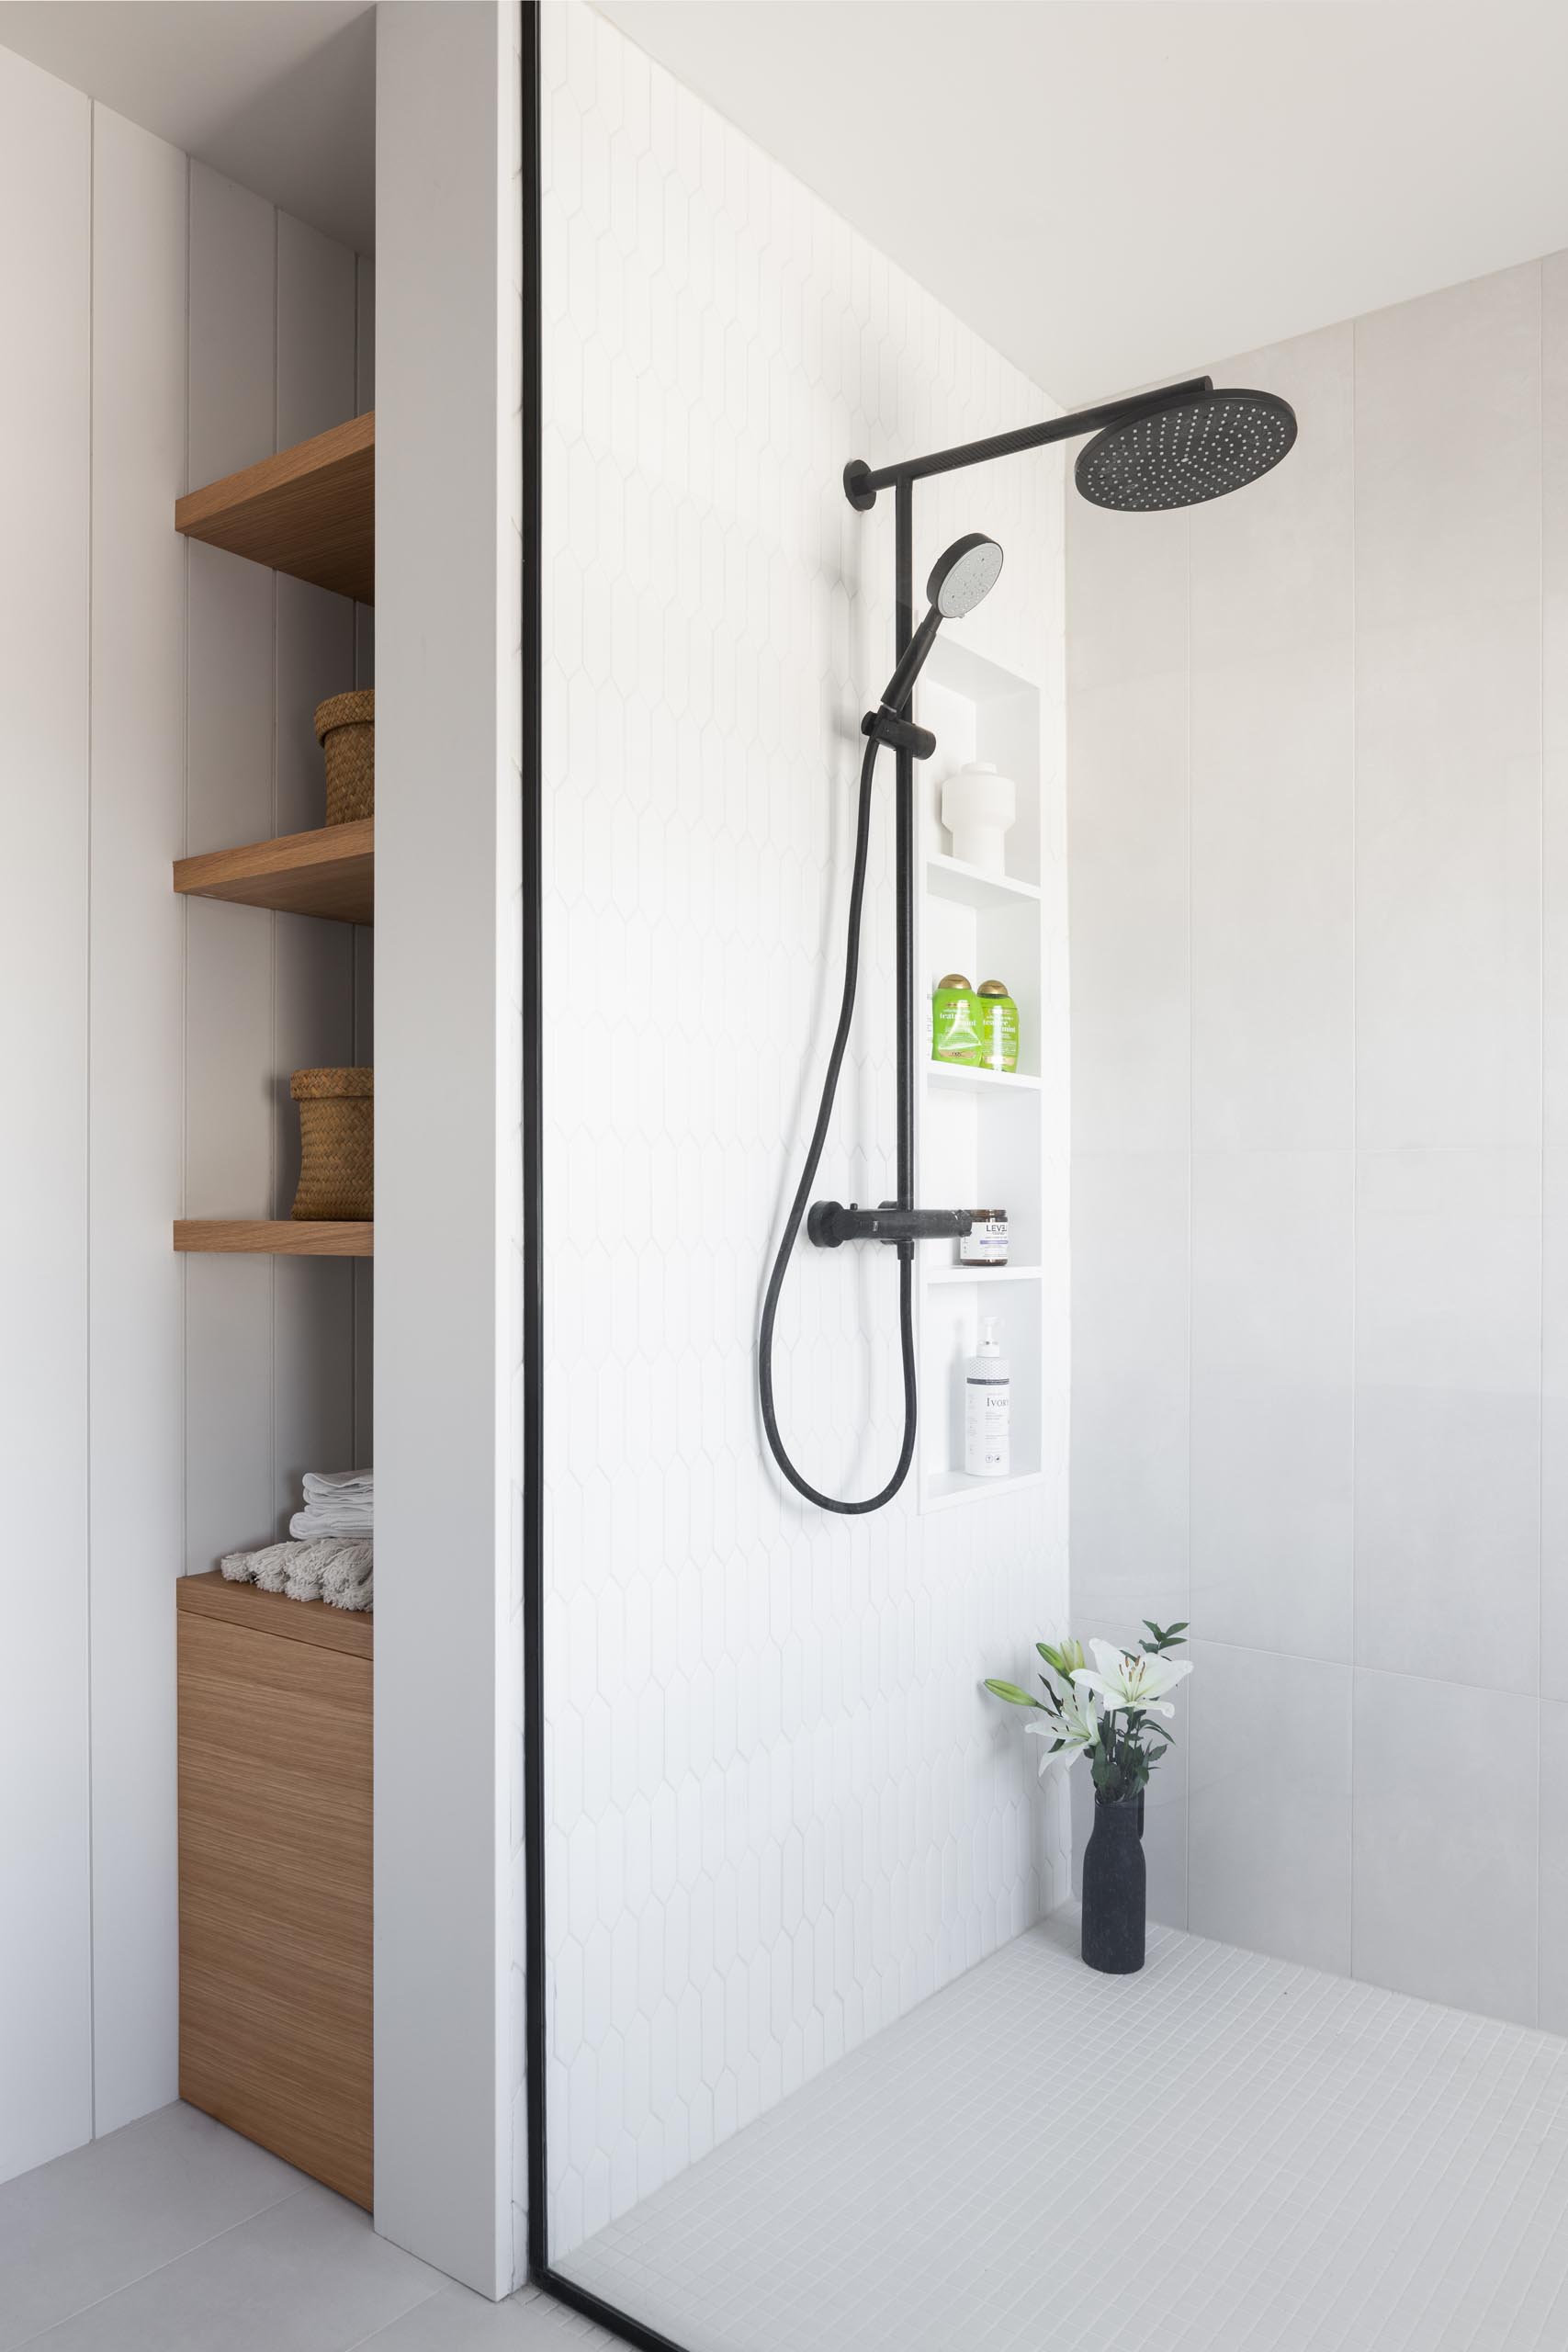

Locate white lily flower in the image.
[1072,1638,1192,1719]
[1023,1684,1100,1776]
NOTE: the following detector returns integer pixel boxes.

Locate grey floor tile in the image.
[0,2102,302,2350]
[353,2284,615,2347]
[26,2180,445,2352]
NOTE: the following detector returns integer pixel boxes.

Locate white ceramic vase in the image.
[942,760,1015,876]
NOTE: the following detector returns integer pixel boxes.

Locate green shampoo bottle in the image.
[976,978,1019,1073]
[932,972,983,1064]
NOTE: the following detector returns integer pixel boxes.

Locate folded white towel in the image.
[289,1466,373,1543]
[303,1469,372,1504]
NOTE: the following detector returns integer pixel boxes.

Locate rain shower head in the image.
[1074,387,1297,513]
[930,532,1004,617]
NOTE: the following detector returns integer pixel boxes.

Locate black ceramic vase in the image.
[1081,1792,1145,1973]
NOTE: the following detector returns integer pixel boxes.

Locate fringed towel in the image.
[220,1535,373,1613]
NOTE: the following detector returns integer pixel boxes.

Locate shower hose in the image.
[758,729,919,1513]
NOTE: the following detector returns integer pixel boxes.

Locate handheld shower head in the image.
[1075,387,1296,512]
[929,531,1005,617]
[875,532,1004,718]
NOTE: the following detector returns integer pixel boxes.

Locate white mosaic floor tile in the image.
[558,1909,1568,2352]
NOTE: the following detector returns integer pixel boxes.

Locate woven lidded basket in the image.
[314,690,374,825]
[290,1067,373,1221]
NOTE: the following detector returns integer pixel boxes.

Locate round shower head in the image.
[1075,388,1297,513]
[929,532,1004,617]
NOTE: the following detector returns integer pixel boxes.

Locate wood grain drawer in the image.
[177,1572,372,2208]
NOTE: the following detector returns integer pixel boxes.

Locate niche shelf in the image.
[175,411,375,603]
[175,1220,373,1258]
[925,1464,1046,1514]
[926,852,1042,912]
[175,820,373,925]
[914,636,1054,1511]
[928,1061,1042,1098]
[926,1261,1044,1287]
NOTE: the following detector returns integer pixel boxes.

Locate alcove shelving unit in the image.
[172,409,377,2208]
[172,414,375,1261]
[915,637,1049,1513]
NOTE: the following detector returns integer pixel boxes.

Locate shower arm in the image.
[833,375,1204,1254]
[842,375,1213,511]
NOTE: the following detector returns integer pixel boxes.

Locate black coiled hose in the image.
[758,731,918,1513]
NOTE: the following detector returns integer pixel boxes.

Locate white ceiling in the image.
[597,0,1568,405]
[0,1,376,252]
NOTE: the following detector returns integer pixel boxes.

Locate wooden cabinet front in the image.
[177,1573,372,2209]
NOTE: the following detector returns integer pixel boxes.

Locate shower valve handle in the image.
[807,1200,975,1250]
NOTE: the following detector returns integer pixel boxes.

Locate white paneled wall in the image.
[0,36,370,2183]
[1068,258,1567,2032]
[87,100,188,2146]
[0,41,93,2188]
[540,0,1068,2256]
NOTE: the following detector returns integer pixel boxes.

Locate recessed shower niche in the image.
[915,636,1055,1510]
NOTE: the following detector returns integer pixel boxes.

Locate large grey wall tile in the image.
[1190,322,1353,667]
[1069,673,1189,1153]
[1356,599,1540,1153]
[1189,1643,1351,1973]
[1355,1148,1540,1692]
[1355,263,1540,633]
[1353,1668,1539,2025]
[1544,260,1568,1145]
[1541,1699,1568,2035]
[1070,1150,1189,1642]
[1542,1147,1568,1696]
[1067,498,1188,693]
[1191,639,1353,1150]
[1190,1150,1352,1661]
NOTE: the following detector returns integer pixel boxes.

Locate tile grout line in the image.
[1348,310,1359,1981]
[84,95,97,2140]
[335,2276,462,2352]
[9,2183,312,2351]
[1538,254,1546,2035]
[1184,498,1193,1933]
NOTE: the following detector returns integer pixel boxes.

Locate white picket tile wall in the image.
[539,0,1067,2255]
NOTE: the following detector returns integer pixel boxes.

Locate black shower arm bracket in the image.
[825,382,1211,1268]
[842,374,1213,510]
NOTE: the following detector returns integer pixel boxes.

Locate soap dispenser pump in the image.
[964,1317,1010,1478]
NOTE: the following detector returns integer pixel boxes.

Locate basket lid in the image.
[314,689,374,743]
[290,1066,374,1101]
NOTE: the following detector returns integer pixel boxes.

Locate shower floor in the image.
[558,1906,1568,2352]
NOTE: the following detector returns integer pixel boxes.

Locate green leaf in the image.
[984,1679,1043,1708]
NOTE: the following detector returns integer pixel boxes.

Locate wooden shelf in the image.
[175,412,374,603]
[178,1568,372,1657]
[175,820,373,925]
[175,1220,373,1257]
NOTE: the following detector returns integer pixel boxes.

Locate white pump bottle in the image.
[964,1317,1010,1477]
